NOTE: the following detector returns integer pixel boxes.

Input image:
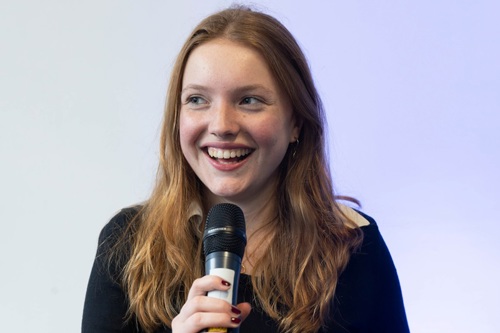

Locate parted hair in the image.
[113,6,363,333]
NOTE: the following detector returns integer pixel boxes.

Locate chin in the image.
[206,187,248,203]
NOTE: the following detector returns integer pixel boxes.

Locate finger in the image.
[177,311,242,333]
[182,295,236,316]
[187,275,231,300]
[235,302,252,322]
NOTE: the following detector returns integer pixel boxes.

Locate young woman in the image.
[82,6,409,333]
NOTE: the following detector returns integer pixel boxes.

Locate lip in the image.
[201,141,253,149]
[201,142,254,172]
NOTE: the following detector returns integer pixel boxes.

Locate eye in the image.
[240,96,261,105]
[187,96,207,105]
[239,96,266,111]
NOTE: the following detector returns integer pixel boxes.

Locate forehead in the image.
[182,38,277,89]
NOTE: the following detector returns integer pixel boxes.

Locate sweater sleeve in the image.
[82,209,140,333]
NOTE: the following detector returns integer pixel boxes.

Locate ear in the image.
[289,115,302,143]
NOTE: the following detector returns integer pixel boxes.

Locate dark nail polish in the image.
[231,317,241,324]
[222,280,231,287]
[231,306,241,315]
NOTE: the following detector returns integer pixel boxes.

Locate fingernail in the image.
[231,306,241,315]
[221,280,231,287]
[231,317,241,324]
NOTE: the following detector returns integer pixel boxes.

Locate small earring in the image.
[292,138,299,158]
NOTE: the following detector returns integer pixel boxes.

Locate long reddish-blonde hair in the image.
[113,6,363,333]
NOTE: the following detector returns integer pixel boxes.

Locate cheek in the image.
[179,113,199,155]
[252,122,288,150]
[255,114,293,145]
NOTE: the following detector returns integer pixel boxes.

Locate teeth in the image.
[207,147,252,159]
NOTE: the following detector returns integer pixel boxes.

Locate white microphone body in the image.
[205,251,242,305]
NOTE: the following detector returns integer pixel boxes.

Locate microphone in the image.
[203,203,247,333]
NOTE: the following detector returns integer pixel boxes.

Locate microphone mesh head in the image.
[203,203,246,257]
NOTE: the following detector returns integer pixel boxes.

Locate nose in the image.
[209,102,239,138]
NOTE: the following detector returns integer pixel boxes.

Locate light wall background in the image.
[1,1,498,332]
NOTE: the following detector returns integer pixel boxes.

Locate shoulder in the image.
[83,206,143,332]
[98,206,142,243]
[90,206,143,284]
[336,206,396,278]
[332,211,410,331]
[338,209,403,297]
[95,205,142,262]
[338,203,372,228]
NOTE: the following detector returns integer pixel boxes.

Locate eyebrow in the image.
[181,84,210,95]
[181,84,275,96]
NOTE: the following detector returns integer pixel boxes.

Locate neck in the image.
[203,186,279,275]
[203,180,279,232]
[234,196,278,276]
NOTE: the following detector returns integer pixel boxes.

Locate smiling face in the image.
[179,39,300,207]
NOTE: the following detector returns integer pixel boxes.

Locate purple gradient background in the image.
[0,1,498,332]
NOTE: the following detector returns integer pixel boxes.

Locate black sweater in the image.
[82,208,410,333]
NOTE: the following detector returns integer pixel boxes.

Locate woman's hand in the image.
[172,275,252,333]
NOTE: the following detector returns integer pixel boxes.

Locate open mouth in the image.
[206,147,253,163]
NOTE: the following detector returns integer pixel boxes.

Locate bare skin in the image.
[171,276,252,332]
[175,38,299,332]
